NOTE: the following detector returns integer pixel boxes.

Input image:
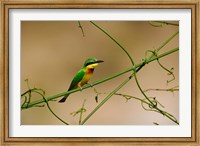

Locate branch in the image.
[21,47,178,110]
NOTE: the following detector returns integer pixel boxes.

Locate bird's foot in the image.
[80,87,83,91]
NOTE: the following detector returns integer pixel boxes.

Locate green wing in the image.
[68,68,85,90]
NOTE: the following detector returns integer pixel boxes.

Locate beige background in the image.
[21,21,179,125]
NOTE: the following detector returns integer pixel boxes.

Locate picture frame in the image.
[1,0,199,145]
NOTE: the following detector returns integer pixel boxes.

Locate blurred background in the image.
[21,21,179,125]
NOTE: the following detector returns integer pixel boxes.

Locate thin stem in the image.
[144,86,179,92]
[21,47,179,110]
[79,99,86,124]
[157,59,175,84]
[78,21,85,37]
[81,73,134,125]
[133,63,154,105]
[90,21,135,66]
[95,91,178,124]
[149,21,179,27]
[133,53,179,124]
[154,31,179,54]
[116,93,150,105]
[35,91,69,125]
[120,93,179,124]
[21,88,44,98]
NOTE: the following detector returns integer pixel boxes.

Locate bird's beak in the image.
[96,60,104,63]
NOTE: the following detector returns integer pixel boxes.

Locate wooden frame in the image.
[0,0,199,145]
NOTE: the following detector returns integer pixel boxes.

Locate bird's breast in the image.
[87,68,94,74]
[79,68,94,86]
[84,68,94,80]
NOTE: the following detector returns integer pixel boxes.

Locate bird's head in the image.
[83,58,104,69]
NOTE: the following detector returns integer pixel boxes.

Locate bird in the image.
[59,58,104,102]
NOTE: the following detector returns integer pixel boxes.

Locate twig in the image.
[145,50,176,84]
[120,94,178,124]
[94,90,178,124]
[78,21,85,37]
[157,58,175,84]
[149,21,179,27]
[144,86,179,92]
[71,99,87,125]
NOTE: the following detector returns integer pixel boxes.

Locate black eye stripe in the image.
[84,59,103,67]
[85,62,95,66]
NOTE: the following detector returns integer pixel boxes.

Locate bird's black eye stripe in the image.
[85,62,94,66]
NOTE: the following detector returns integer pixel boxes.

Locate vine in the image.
[21,21,179,125]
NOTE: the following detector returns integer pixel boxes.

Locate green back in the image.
[68,68,86,90]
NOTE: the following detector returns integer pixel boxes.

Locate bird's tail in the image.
[59,94,69,103]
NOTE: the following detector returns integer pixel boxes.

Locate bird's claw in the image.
[87,83,93,88]
[80,87,83,91]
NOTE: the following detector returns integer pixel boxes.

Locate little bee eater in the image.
[59,58,104,102]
